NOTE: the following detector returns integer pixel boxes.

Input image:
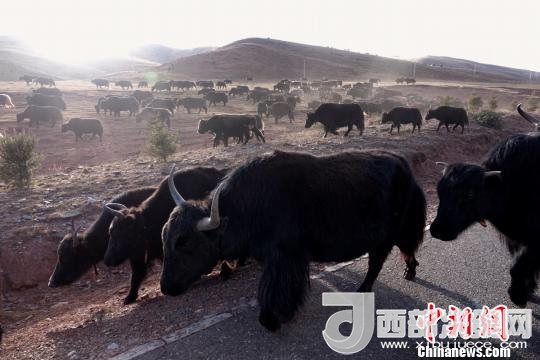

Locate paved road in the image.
[132,225,539,359]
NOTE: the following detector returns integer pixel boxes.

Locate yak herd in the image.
[2,75,539,333]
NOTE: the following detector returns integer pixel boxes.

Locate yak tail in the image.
[517,103,539,125]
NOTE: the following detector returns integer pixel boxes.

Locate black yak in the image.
[430,132,540,307]
[61,118,103,143]
[177,98,207,114]
[197,115,265,147]
[425,106,468,133]
[16,105,62,127]
[305,103,364,137]
[382,107,423,134]
[161,150,426,331]
[103,167,228,304]
[48,187,156,288]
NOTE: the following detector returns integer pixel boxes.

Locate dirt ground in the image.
[0,79,535,359]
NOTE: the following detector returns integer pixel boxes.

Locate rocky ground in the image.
[0,79,535,359]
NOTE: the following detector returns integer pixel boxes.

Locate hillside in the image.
[130,44,215,64]
[163,37,537,82]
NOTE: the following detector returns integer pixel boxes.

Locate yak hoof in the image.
[259,310,281,332]
[123,294,137,305]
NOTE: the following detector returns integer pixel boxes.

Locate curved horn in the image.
[435,161,449,168]
[517,103,539,125]
[70,218,83,248]
[196,182,225,231]
[168,164,186,206]
[485,170,502,177]
[103,203,128,218]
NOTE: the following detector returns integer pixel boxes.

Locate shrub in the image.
[488,97,498,110]
[0,133,40,188]
[146,122,177,162]
[437,96,458,107]
[473,110,503,130]
[527,97,539,112]
[468,96,483,112]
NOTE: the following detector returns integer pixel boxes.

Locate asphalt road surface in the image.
[127,224,539,360]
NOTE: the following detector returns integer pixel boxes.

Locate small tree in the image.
[473,110,503,130]
[527,97,539,112]
[146,122,178,162]
[0,133,40,188]
[469,96,483,113]
[488,97,498,111]
[438,96,457,107]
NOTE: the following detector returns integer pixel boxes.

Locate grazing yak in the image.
[103,167,228,304]
[268,102,294,123]
[27,93,66,110]
[136,108,172,129]
[91,79,109,89]
[96,96,139,117]
[305,103,364,137]
[34,77,56,87]
[115,80,133,90]
[34,87,62,96]
[146,98,176,114]
[205,92,228,106]
[430,132,540,307]
[197,80,214,89]
[152,81,171,92]
[131,90,153,104]
[382,107,423,134]
[0,94,15,108]
[48,187,156,288]
[216,81,227,89]
[247,89,271,104]
[176,98,207,114]
[19,75,33,85]
[17,105,62,127]
[425,106,468,133]
[138,81,148,88]
[161,150,426,331]
[62,118,103,143]
[198,115,265,147]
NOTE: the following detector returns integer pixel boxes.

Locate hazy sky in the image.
[1,0,539,70]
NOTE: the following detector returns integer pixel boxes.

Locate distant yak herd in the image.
[3,75,477,147]
[47,104,539,332]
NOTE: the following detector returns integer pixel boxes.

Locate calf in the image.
[305,103,364,137]
[382,107,422,134]
[104,167,228,304]
[62,118,103,143]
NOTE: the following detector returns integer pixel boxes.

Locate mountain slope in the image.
[164,38,535,82]
[130,44,214,64]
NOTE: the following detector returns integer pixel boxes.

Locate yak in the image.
[146,98,175,114]
[152,81,171,92]
[48,187,156,287]
[425,106,468,133]
[33,87,62,96]
[17,105,62,127]
[19,75,33,85]
[161,150,426,332]
[268,102,294,123]
[177,98,207,114]
[198,115,265,147]
[115,80,133,90]
[131,90,153,104]
[103,167,228,304]
[27,93,66,110]
[96,96,139,117]
[382,107,423,134]
[136,107,172,129]
[305,103,364,137]
[430,131,540,307]
[138,81,149,88]
[205,92,228,106]
[62,118,103,143]
[91,79,109,89]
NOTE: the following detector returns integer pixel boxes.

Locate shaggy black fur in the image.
[105,167,227,304]
[161,150,426,331]
[382,107,422,134]
[305,103,365,137]
[425,106,468,133]
[431,133,540,307]
[48,187,156,287]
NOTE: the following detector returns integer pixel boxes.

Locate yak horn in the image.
[71,218,82,248]
[168,164,186,206]
[485,170,502,177]
[196,182,225,231]
[517,103,539,126]
[435,161,449,168]
[104,203,128,218]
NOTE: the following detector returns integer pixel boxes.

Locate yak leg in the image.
[397,124,401,134]
[124,257,147,305]
[357,244,393,292]
[508,247,539,307]
[390,124,394,134]
[258,254,309,332]
[452,123,460,132]
[445,124,450,132]
[323,129,328,138]
[461,123,465,133]
[436,122,442,132]
[344,124,352,136]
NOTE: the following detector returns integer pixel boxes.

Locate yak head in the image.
[103,204,144,266]
[305,113,317,128]
[381,112,389,124]
[48,220,94,287]
[160,166,224,296]
[430,162,502,241]
[61,122,72,133]
[197,119,209,134]
[425,109,435,121]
